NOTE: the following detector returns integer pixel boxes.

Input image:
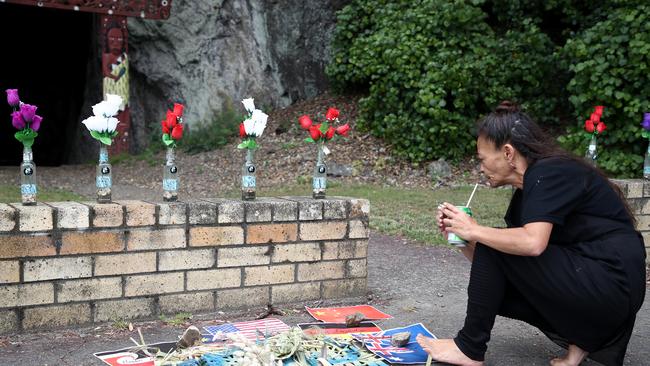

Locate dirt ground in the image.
[0,232,647,366]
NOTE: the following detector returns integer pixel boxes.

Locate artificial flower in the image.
[583,105,607,136]
[242,98,255,114]
[335,123,350,136]
[299,115,312,129]
[594,105,605,117]
[31,115,43,132]
[641,113,650,139]
[161,102,185,147]
[299,106,350,147]
[6,89,19,107]
[92,94,122,118]
[325,107,339,121]
[83,95,123,145]
[6,88,42,148]
[11,111,25,130]
[20,104,37,122]
[237,98,267,149]
[172,103,184,117]
[239,123,247,138]
[325,126,335,139]
[309,125,322,140]
[171,122,183,140]
[642,113,650,131]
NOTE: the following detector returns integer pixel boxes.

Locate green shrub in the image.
[560,4,650,177]
[181,104,243,155]
[327,0,561,162]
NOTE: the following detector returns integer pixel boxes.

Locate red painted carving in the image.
[2,0,172,19]
[101,15,131,155]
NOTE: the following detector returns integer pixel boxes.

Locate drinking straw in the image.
[466,183,479,207]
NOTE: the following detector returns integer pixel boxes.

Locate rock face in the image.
[125,0,348,153]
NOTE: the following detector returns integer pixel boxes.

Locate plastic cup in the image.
[446,206,473,247]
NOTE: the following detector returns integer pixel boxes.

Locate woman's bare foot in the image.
[416,335,483,366]
[550,344,588,366]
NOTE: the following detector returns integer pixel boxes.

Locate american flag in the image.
[202,318,290,342]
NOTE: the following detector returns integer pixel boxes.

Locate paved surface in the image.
[0,232,648,365]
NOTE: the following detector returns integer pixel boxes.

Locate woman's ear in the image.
[503,143,515,161]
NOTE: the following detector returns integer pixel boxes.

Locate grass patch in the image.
[0,184,85,203]
[159,312,193,326]
[248,184,513,245]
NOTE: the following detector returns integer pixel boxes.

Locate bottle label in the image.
[21,184,37,195]
[588,144,596,152]
[163,179,178,191]
[313,177,326,189]
[96,176,112,188]
[99,151,109,163]
[242,176,256,188]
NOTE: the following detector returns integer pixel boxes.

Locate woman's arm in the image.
[440,203,552,256]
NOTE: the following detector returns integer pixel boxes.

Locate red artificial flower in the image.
[309,124,322,140]
[326,126,335,140]
[161,119,170,134]
[325,107,339,121]
[239,122,246,138]
[596,122,607,134]
[594,105,604,117]
[299,115,312,130]
[173,103,184,117]
[335,123,350,137]
[590,113,600,123]
[171,123,184,140]
[584,119,595,133]
[165,110,178,130]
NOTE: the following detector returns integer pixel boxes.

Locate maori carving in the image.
[2,0,172,19]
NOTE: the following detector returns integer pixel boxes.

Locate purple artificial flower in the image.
[643,113,650,131]
[20,103,37,123]
[31,115,43,131]
[11,111,25,130]
[6,89,20,107]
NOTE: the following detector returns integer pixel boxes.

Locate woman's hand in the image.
[439,202,478,242]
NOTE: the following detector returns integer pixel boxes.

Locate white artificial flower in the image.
[243,118,256,136]
[105,117,119,133]
[242,98,255,114]
[82,115,104,132]
[106,94,123,111]
[82,116,119,133]
[251,109,268,137]
[92,95,123,118]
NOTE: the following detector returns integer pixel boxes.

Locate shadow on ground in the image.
[0,232,648,365]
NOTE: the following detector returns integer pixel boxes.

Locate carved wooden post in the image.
[101,15,130,155]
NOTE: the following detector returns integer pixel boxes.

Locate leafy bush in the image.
[560,4,650,177]
[327,0,560,162]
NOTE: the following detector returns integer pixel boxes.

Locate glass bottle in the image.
[312,143,327,199]
[96,143,112,203]
[163,147,179,201]
[241,148,256,200]
[643,140,650,179]
[584,135,597,166]
[20,146,37,206]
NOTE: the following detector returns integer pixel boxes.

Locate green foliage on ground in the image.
[327,0,650,177]
[159,312,193,326]
[257,184,512,246]
[0,184,85,203]
[181,104,243,155]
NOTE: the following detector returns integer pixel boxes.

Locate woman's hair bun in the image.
[495,100,520,114]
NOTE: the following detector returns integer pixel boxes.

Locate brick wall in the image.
[0,197,369,333]
[613,179,650,257]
